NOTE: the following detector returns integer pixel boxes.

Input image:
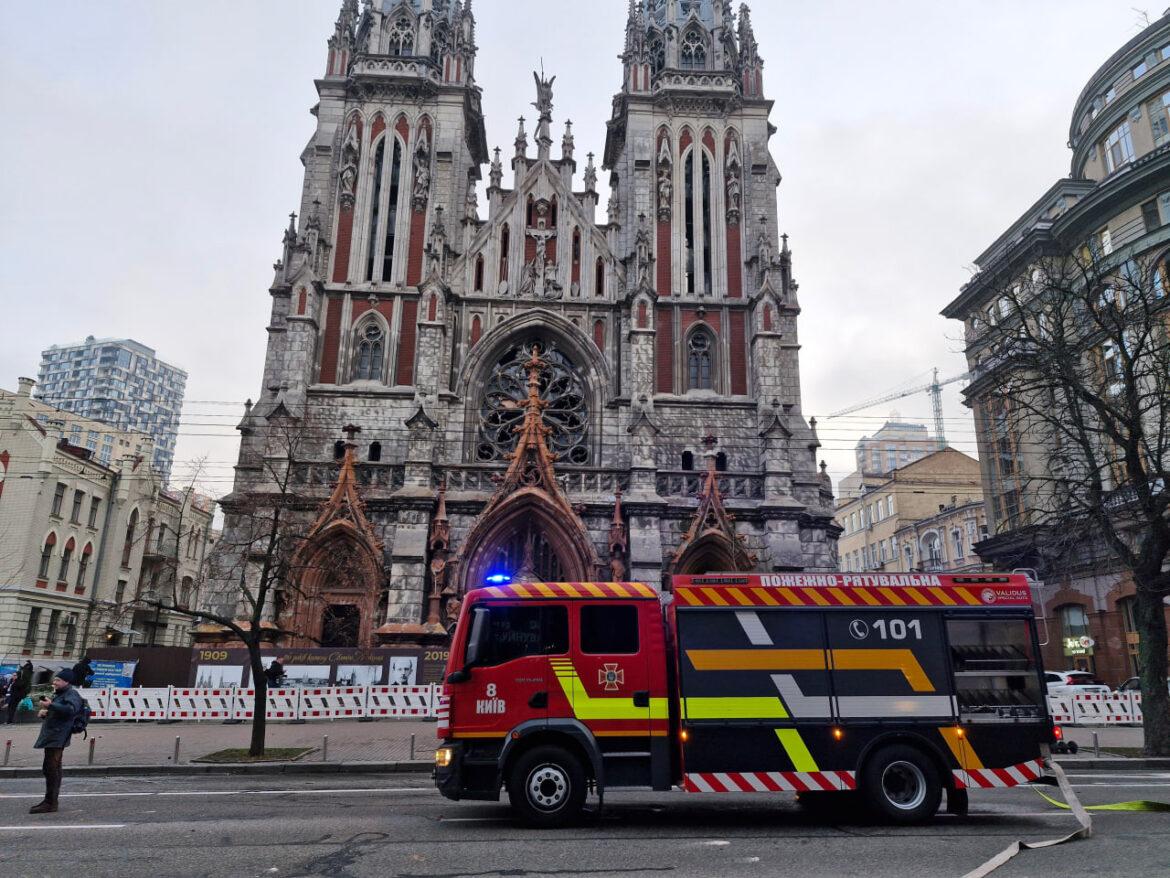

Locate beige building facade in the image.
[0,381,214,670]
[835,448,985,575]
[837,420,938,501]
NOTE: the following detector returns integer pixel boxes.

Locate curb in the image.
[1054,757,1170,770]
[0,760,432,779]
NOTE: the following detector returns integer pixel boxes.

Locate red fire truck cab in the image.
[434,573,1054,826]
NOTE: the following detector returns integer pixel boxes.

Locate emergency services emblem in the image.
[599,663,624,691]
[981,588,997,604]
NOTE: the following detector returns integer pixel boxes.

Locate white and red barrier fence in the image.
[74,686,1149,725]
[78,684,440,722]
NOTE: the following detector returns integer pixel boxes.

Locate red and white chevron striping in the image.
[952,759,1044,789]
[683,770,856,793]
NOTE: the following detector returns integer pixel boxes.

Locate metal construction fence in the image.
[75,685,1147,726]
[86,684,439,723]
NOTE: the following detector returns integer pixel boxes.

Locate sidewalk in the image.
[0,717,437,769]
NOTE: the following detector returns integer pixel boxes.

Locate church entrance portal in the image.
[321,604,361,648]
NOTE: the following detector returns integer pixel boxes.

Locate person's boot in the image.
[29,800,56,814]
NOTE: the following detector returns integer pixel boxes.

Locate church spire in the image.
[737,3,763,96]
[326,0,359,77]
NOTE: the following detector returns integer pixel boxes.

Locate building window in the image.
[114,579,127,606]
[70,490,84,524]
[1150,91,1170,147]
[179,576,194,609]
[687,329,715,391]
[684,150,696,293]
[382,140,403,281]
[121,509,138,568]
[922,533,942,566]
[595,257,605,297]
[648,32,665,75]
[887,447,898,471]
[499,223,510,283]
[951,529,963,560]
[387,16,414,55]
[77,545,92,590]
[352,322,386,382]
[88,496,102,528]
[700,152,712,293]
[23,607,41,649]
[715,452,728,472]
[1102,121,1135,173]
[58,540,73,583]
[680,28,707,70]
[46,610,61,649]
[51,483,66,517]
[474,254,484,291]
[886,495,895,517]
[63,615,77,653]
[38,533,56,580]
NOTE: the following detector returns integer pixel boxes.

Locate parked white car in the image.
[1117,676,1170,693]
[1044,670,1110,695]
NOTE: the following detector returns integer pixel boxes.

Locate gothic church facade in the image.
[211,0,838,648]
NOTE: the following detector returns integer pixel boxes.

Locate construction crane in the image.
[826,368,970,449]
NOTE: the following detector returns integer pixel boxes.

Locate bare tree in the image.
[140,419,323,756]
[971,245,1168,755]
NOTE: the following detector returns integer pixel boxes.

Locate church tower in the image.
[209,0,838,653]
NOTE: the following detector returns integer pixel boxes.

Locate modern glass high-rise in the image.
[34,337,186,481]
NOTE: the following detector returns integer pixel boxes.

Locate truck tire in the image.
[507,745,587,828]
[860,745,942,824]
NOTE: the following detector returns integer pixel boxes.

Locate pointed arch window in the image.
[121,510,138,568]
[684,150,695,293]
[648,32,665,75]
[77,543,93,590]
[701,152,713,292]
[687,329,715,391]
[333,440,346,460]
[680,29,707,70]
[683,147,713,295]
[39,532,56,580]
[595,257,605,297]
[430,24,449,65]
[366,138,404,282]
[388,17,414,55]
[499,223,510,284]
[352,321,386,381]
[369,441,382,462]
[474,254,485,291]
[59,538,74,583]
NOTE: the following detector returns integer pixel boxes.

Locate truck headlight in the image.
[435,746,454,768]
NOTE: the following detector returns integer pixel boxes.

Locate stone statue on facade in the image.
[634,216,653,290]
[532,70,556,117]
[412,129,431,211]
[339,121,361,206]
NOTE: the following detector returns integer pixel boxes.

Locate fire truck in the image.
[434,573,1055,826]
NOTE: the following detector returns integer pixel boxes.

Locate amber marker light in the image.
[680,729,690,743]
[955,726,966,739]
[831,727,844,741]
[434,747,454,768]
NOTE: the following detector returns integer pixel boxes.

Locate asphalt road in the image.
[0,770,1167,878]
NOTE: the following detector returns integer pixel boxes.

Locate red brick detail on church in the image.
[571,229,581,286]
[319,297,342,383]
[470,314,482,346]
[656,220,672,297]
[593,319,605,352]
[456,56,462,82]
[396,299,418,386]
[730,312,748,395]
[637,301,648,330]
[702,128,716,154]
[545,235,556,264]
[327,49,335,76]
[407,208,426,286]
[395,115,409,140]
[525,234,537,264]
[679,128,692,154]
[0,450,8,502]
[763,304,773,332]
[681,309,720,336]
[427,293,437,322]
[332,206,355,282]
[656,308,674,394]
[371,114,386,142]
[726,223,742,298]
[297,288,307,315]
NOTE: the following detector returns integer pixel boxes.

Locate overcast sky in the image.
[0,1,1155,496]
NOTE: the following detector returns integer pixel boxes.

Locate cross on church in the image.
[342,424,362,443]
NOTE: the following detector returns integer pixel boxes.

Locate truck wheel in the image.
[507,745,587,828]
[860,745,942,824]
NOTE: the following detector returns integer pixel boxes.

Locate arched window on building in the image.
[687,328,715,391]
[387,16,414,55]
[179,576,194,609]
[499,223,510,285]
[77,543,93,590]
[594,257,605,297]
[39,532,56,580]
[684,150,695,293]
[921,532,942,567]
[369,441,382,462]
[366,138,404,283]
[58,543,74,585]
[648,31,665,75]
[121,510,138,568]
[430,23,448,65]
[715,452,728,472]
[681,451,694,471]
[474,254,484,291]
[352,321,386,381]
[1058,604,1094,671]
[333,440,346,460]
[700,151,712,292]
[680,28,707,70]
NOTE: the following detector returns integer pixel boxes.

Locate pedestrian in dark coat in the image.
[71,656,94,689]
[264,659,285,688]
[4,661,33,725]
[30,669,83,814]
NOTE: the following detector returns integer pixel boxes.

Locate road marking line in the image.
[0,824,125,831]
[0,787,432,800]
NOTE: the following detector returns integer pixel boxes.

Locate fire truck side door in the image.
[565,602,653,741]
[448,602,568,737]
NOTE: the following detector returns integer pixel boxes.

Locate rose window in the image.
[477,340,589,465]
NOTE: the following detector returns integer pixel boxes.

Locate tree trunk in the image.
[247,641,268,758]
[1134,585,1169,757]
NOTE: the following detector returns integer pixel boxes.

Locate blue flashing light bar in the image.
[485,573,512,585]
